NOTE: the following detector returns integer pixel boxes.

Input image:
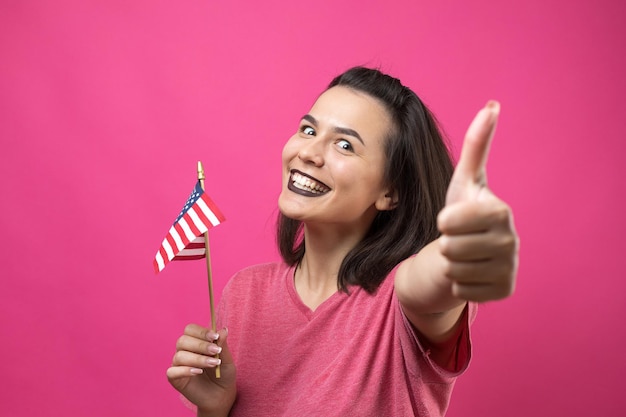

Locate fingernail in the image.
[206,357,221,366]
[190,368,203,375]
[208,344,222,354]
[207,331,219,341]
[486,100,500,116]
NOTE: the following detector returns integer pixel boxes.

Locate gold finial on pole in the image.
[197,160,205,182]
[197,160,220,379]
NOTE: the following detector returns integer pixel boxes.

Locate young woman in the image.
[167,67,519,416]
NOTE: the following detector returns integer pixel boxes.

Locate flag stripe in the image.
[185,240,205,249]
[158,246,169,266]
[174,248,205,257]
[164,235,177,261]
[178,218,197,243]
[170,225,186,253]
[187,207,210,234]
[197,196,223,226]
[173,254,205,261]
[185,215,203,239]
[201,194,226,223]
[154,253,165,273]
[174,222,195,251]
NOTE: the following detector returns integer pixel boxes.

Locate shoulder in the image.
[223,261,291,296]
[218,262,293,327]
[371,263,401,296]
[229,261,289,281]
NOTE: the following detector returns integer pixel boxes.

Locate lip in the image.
[287,169,331,197]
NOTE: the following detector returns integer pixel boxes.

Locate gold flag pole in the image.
[197,160,220,379]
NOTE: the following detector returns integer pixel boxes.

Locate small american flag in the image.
[153,181,225,273]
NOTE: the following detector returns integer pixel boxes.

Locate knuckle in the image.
[175,335,185,350]
[499,234,518,253]
[496,276,515,299]
[507,281,517,296]
[172,351,183,365]
[166,367,176,381]
[441,258,454,278]
[497,286,512,300]
[197,339,209,353]
[492,205,510,224]
[184,323,196,335]
[439,236,451,256]
[437,210,450,233]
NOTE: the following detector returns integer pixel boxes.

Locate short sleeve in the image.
[397,298,477,379]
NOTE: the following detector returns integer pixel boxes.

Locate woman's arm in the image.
[395,101,519,344]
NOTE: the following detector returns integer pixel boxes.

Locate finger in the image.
[176,334,223,356]
[442,258,515,284]
[454,101,500,186]
[438,192,512,235]
[166,365,204,381]
[183,323,220,342]
[439,233,513,262]
[214,327,234,365]
[452,280,514,302]
[172,350,222,369]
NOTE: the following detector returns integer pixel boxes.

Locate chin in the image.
[277,198,304,222]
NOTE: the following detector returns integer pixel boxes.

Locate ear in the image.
[375,189,399,211]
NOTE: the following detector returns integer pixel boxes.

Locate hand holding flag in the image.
[153,162,226,378]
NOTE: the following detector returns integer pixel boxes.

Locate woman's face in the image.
[278,86,395,235]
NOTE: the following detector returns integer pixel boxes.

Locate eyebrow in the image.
[301,114,365,145]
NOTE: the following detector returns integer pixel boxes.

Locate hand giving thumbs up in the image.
[437,101,519,302]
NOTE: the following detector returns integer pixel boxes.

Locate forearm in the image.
[396,238,466,313]
[395,238,467,343]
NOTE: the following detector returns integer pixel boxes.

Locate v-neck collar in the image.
[285,264,349,321]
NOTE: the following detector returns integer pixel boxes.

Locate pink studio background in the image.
[1,1,624,416]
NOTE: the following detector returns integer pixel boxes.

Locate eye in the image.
[301,126,315,136]
[336,139,354,152]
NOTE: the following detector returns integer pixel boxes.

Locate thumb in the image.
[216,327,234,364]
[453,100,500,187]
[446,101,500,206]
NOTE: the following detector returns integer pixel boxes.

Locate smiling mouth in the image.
[288,170,331,196]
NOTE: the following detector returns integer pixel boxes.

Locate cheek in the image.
[348,160,387,195]
[281,136,298,166]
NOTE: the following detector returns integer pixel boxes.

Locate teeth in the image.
[291,172,329,194]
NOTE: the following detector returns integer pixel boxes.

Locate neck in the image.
[293,223,365,310]
[294,259,338,312]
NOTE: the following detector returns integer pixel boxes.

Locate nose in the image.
[297,137,324,167]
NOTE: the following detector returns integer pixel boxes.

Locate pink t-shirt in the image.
[217,262,476,417]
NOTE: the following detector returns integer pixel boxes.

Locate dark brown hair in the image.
[277,67,454,293]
